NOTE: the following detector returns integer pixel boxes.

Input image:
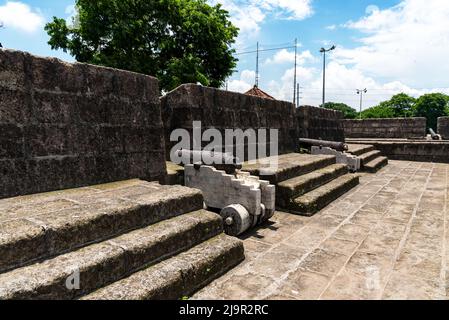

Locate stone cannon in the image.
[311,146,361,172]
[180,151,275,236]
[176,149,242,174]
[299,138,348,152]
[429,128,442,141]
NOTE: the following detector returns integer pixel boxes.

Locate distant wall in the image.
[343,118,427,139]
[297,105,344,142]
[438,117,449,140]
[0,49,167,199]
[161,84,299,160]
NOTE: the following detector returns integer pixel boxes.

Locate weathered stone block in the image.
[0,49,28,90]
[23,124,71,157]
[0,124,24,158]
[297,105,344,142]
[0,87,32,124]
[0,49,166,199]
[32,91,76,124]
[343,118,427,139]
[0,159,27,197]
[98,125,124,154]
[438,117,449,140]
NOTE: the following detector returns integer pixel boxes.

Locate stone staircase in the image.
[347,144,389,173]
[242,153,359,216]
[0,180,244,300]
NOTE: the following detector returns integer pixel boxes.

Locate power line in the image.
[301,92,409,96]
[235,45,297,56]
[301,87,449,92]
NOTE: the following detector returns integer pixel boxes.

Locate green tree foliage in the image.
[361,93,415,119]
[380,93,416,117]
[322,102,358,119]
[413,93,449,129]
[45,0,239,92]
[360,104,396,119]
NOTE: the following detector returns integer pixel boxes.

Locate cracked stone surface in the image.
[193,160,449,300]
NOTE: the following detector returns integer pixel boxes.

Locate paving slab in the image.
[193,160,449,300]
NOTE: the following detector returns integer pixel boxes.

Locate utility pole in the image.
[320,45,336,107]
[255,42,259,87]
[357,88,367,119]
[296,83,300,107]
[293,38,297,105]
[223,69,238,92]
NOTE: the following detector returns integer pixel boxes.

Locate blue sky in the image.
[1,0,449,109]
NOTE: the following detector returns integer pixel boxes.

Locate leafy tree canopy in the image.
[322,102,358,119]
[413,93,449,129]
[379,93,416,117]
[360,104,396,119]
[45,0,239,92]
[361,93,415,119]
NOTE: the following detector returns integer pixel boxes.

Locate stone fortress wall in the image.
[438,117,449,140]
[343,118,427,139]
[161,84,299,160]
[297,105,345,142]
[0,49,167,199]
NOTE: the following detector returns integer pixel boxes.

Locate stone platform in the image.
[242,153,359,216]
[194,160,449,300]
[0,180,244,300]
[347,138,449,164]
[347,144,389,173]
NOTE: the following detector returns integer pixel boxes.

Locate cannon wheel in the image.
[220,204,252,236]
[257,204,275,225]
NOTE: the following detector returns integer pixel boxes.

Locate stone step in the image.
[359,150,382,165]
[164,162,185,185]
[242,153,336,184]
[0,210,223,300]
[347,144,376,156]
[81,234,244,300]
[276,164,348,208]
[0,180,204,273]
[364,156,389,173]
[286,174,360,216]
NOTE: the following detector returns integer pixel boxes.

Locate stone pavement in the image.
[193,160,449,300]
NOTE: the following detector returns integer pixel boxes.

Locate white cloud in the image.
[365,5,379,15]
[252,0,314,20]
[338,0,449,88]
[227,69,256,93]
[210,0,265,36]
[326,24,337,31]
[209,0,314,40]
[225,0,449,109]
[264,49,315,65]
[0,1,45,33]
[268,66,316,102]
[65,4,76,21]
[299,62,449,110]
[65,5,75,16]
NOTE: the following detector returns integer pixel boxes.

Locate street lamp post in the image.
[320,45,336,107]
[357,88,367,119]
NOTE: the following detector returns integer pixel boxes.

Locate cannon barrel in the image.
[175,149,243,172]
[299,138,348,152]
[429,128,442,141]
